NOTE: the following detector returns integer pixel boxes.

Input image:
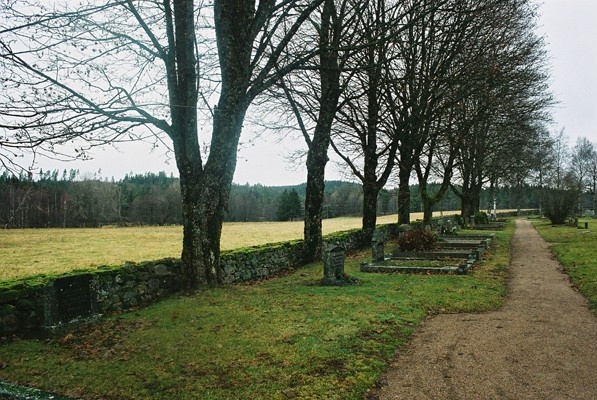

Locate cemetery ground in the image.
[371,219,597,399]
[1,216,596,399]
[0,220,513,399]
[0,214,408,282]
[2,211,520,282]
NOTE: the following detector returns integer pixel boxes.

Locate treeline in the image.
[0,170,182,228]
[1,170,546,229]
[1,1,556,284]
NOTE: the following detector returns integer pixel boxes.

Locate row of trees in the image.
[0,171,182,228]
[2,167,560,229]
[1,0,553,286]
[260,0,552,257]
[0,171,368,227]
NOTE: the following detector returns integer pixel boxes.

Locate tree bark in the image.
[362,180,379,240]
[460,184,481,224]
[397,162,412,225]
[171,0,252,287]
[421,195,433,224]
[304,137,329,263]
[460,192,475,225]
[303,0,341,264]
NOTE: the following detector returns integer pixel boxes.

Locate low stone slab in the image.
[474,223,505,231]
[441,234,495,241]
[360,262,475,275]
[391,250,474,260]
[435,240,486,249]
[44,273,99,333]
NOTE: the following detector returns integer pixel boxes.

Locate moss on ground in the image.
[0,222,513,400]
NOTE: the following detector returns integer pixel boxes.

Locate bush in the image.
[398,230,437,251]
[543,188,578,225]
[474,211,489,225]
[454,214,464,228]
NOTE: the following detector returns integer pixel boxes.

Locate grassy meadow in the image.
[0,222,513,399]
[533,218,597,317]
[0,212,445,281]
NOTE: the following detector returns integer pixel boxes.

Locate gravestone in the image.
[397,224,412,238]
[44,274,98,331]
[322,243,346,283]
[371,229,385,262]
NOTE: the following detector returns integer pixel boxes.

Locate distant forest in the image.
[0,170,542,228]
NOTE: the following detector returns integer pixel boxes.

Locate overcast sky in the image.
[33,0,597,186]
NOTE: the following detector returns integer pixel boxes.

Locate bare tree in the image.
[570,136,596,215]
[403,0,484,224]
[382,0,472,225]
[570,136,595,198]
[0,0,323,286]
[546,128,570,190]
[329,0,404,239]
[449,0,552,222]
[272,0,364,263]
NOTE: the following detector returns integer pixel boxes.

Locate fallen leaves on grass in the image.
[52,318,153,361]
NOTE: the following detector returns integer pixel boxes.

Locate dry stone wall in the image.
[0,224,398,337]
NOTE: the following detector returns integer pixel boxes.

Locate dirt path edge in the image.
[368,219,597,400]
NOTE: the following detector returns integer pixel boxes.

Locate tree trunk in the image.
[175,101,248,287]
[460,185,481,225]
[460,192,476,225]
[362,181,379,241]
[302,0,340,264]
[421,194,433,224]
[173,128,203,287]
[416,163,453,225]
[487,178,495,215]
[167,0,253,288]
[397,163,412,225]
[178,172,205,288]
[303,141,328,263]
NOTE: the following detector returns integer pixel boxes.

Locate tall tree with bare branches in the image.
[0,0,323,286]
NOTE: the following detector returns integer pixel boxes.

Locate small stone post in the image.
[371,229,385,262]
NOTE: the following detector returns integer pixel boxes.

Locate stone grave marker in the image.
[371,229,385,262]
[44,273,98,331]
[322,243,346,284]
[397,224,412,238]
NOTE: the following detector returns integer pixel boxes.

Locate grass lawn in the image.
[0,223,513,400]
[0,213,448,281]
[532,218,597,316]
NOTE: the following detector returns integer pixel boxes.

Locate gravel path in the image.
[371,219,597,400]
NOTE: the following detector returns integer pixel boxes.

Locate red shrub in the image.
[397,230,437,251]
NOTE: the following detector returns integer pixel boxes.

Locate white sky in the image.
[32,0,597,185]
[538,0,597,144]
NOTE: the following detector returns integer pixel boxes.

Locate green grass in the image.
[0,214,437,281]
[532,218,597,316]
[0,211,512,282]
[0,224,513,400]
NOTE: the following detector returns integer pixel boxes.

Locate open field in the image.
[0,212,458,281]
[533,218,597,317]
[0,224,513,399]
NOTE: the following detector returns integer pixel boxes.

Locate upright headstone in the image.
[397,224,412,239]
[371,229,385,262]
[323,243,346,282]
[44,274,98,332]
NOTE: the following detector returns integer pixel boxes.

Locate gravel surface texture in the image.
[370,219,597,400]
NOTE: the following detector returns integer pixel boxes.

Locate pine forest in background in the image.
[1,169,550,229]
